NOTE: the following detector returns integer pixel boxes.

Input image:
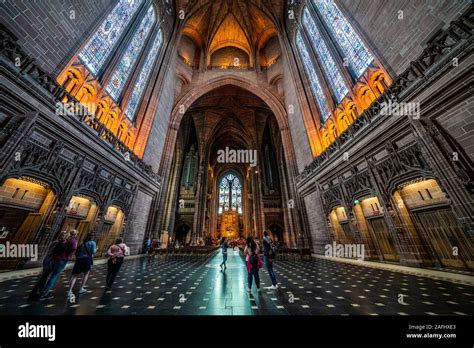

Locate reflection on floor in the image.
[0,250,472,315]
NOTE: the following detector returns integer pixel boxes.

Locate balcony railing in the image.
[0,24,161,184]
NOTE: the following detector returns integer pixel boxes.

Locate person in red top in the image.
[41,230,78,299]
[244,236,262,294]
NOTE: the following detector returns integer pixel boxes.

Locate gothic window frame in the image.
[295,29,332,123]
[124,28,164,121]
[301,6,349,103]
[78,0,145,77]
[218,172,243,215]
[310,0,375,79]
[105,4,157,103]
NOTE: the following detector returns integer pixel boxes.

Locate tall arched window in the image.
[312,0,374,77]
[296,31,331,122]
[218,172,242,215]
[302,6,348,103]
[105,5,156,101]
[78,0,144,76]
[125,29,163,120]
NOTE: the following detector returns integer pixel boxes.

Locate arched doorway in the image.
[392,178,474,270]
[268,223,283,245]
[95,205,125,256]
[175,224,191,246]
[0,177,55,269]
[59,194,99,245]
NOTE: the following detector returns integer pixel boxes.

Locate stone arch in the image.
[156,75,304,246]
[170,76,287,130]
[165,76,297,177]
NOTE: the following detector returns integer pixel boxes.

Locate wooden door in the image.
[96,223,113,257]
[340,223,355,244]
[0,213,42,269]
[367,217,399,262]
[415,208,473,270]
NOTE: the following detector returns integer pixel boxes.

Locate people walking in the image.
[262,230,278,289]
[144,238,151,255]
[220,237,229,271]
[244,236,262,293]
[40,230,78,299]
[150,239,156,257]
[105,238,129,290]
[28,231,67,301]
[66,233,96,299]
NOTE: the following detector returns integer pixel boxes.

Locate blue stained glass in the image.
[296,31,331,122]
[106,5,156,101]
[78,0,143,76]
[303,7,348,103]
[125,30,163,120]
[313,0,374,77]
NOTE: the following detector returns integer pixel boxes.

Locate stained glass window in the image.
[78,0,143,76]
[125,30,163,120]
[218,173,242,215]
[312,0,374,77]
[302,7,348,103]
[105,5,156,101]
[296,31,331,121]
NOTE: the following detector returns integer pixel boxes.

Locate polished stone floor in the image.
[0,250,472,315]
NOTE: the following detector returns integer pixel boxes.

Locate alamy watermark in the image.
[217,147,257,167]
[18,322,55,341]
[0,241,38,261]
[380,100,420,119]
[324,241,365,260]
[55,101,94,117]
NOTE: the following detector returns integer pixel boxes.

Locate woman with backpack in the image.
[66,233,96,298]
[28,231,67,301]
[41,229,78,299]
[105,238,129,290]
[244,236,262,293]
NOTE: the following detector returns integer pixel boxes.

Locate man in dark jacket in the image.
[263,230,278,289]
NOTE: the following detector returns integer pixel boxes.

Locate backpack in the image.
[75,241,94,264]
[43,241,64,268]
[51,240,66,257]
[264,238,277,259]
[269,244,277,259]
[250,252,259,268]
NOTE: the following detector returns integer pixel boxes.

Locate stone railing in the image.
[0,24,161,185]
[295,6,473,185]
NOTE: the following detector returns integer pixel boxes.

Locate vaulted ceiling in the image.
[184,85,277,164]
[178,0,281,53]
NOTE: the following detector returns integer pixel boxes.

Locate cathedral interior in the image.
[0,0,473,327]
